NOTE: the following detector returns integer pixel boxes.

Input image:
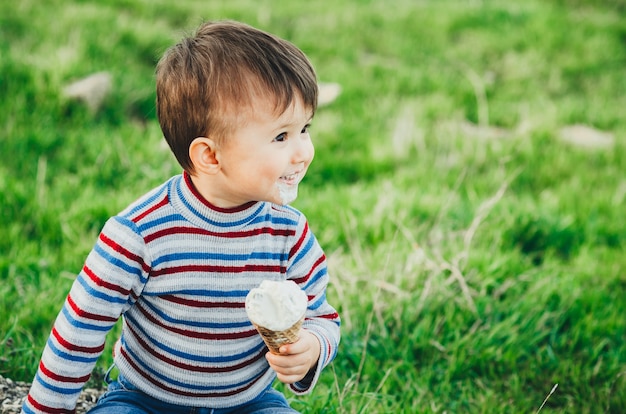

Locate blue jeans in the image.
[87,373,299,414]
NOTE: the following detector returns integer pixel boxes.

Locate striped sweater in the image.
[23,172,341,413]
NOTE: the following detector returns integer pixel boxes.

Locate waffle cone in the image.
[253,317,304,354]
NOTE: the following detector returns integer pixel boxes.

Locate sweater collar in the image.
[169,172,265,229]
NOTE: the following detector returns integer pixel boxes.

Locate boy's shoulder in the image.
[116,176,176,221]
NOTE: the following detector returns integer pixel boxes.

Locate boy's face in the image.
[211,95,314,207]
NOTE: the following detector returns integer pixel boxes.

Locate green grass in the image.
[2,0,626,412]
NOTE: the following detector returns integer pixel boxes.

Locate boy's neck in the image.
[184,171,256,212]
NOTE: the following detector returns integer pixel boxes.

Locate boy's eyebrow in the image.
[275,114,314,131]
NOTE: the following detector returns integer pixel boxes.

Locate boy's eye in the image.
[301,124,311,134]
[273,132,287,142]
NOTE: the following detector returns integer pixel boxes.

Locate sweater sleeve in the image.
[287,216,341,394]
[22,216,150,414]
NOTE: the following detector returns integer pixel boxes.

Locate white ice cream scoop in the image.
[245,280,307,331]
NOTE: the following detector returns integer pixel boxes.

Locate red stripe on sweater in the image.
[160,295,244,309]
[125,322,265,372]
[151,264,285,277]
[51,326,105,354]
[81,266,131,297]
[120,347,265,397]
[26,395,74,414]
[99,233,150,274]
[39,361,91,383]
[67,294,117,323]
[131,194,170,222]
[134,302,258,340]
[289,222,309,259]
[145,226,295,243]
[318,312,340,320]
[291,254,325,285]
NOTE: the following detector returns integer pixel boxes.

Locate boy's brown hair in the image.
[156,20,318,172]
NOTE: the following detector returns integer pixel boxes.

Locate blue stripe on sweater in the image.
[75,275,128,305]
[301,267,327,291]
[93,243,147,284]
[250,212,298,227]
[135,213,186,232]
[291,233,315,267]
[271,217,298,225]
[60,306,113,332]
[124,313,265,362]
[151,251,287,267]
[309,293,327,311]
[34,372,84,394]
[46,337,101,363]
[121,183,168,219]
[22,406,36,414]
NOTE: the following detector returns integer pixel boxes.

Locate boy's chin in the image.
[276,183,298,205]
[268,197,297,206]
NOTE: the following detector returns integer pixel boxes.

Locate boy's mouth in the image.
[279,171,302,185]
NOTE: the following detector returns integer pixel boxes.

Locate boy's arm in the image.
[22,217,149,414]
[287,217,341,394]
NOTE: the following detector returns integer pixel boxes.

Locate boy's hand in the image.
[265,329,320,384]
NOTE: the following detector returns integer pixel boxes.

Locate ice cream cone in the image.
[253,316,304,354]
[245,280,308,354]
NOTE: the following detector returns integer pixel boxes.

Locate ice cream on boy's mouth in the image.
[276,170,303,205]
[245,280,308,353]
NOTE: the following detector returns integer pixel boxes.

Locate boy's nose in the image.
[292,135,314,164]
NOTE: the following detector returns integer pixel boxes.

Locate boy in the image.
[23,20,340,414]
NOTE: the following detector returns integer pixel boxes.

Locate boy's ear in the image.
[189,137,220,174]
